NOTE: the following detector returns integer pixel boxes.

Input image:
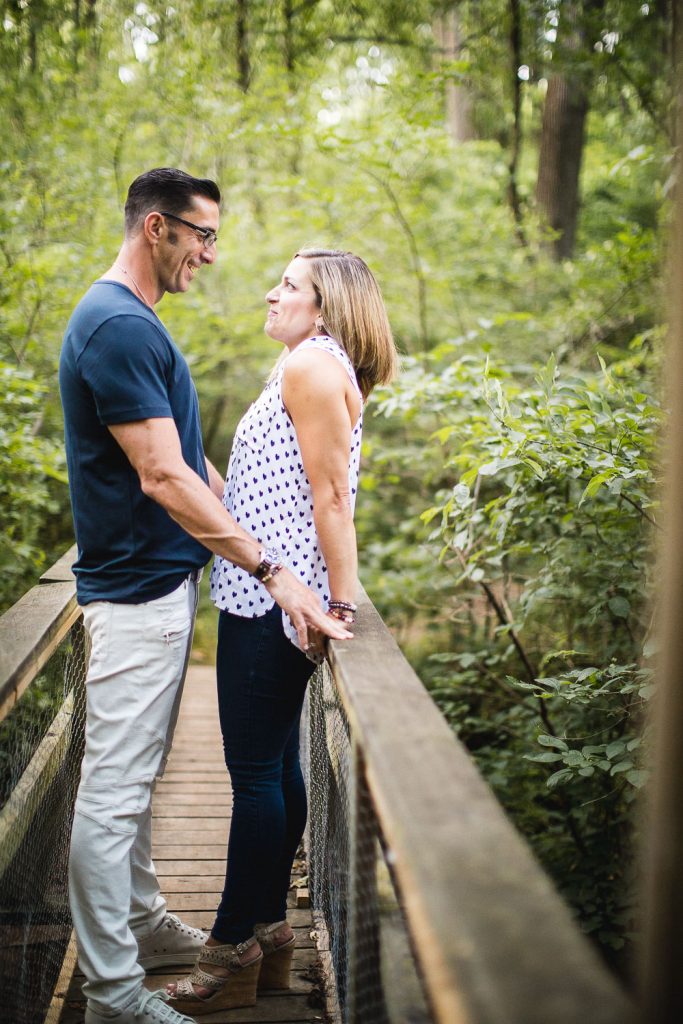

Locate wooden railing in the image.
[0,545,85,1024]
[0,546,80,723]
[0,550,634,1024]
[314,587,634,1024]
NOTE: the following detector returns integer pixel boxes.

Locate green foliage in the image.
[0,362,66,611]
[365,330,659,964]
[0,0,672,970]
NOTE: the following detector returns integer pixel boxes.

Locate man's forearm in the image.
[144,463,261,571]
[205,457,225,499]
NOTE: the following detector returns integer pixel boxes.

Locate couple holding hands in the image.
[59,167,396,1024]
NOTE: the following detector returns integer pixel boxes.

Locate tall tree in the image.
[535,0,597,260]
[434,3,475,143]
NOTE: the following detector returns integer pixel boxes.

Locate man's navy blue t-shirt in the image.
[59,281,211,605]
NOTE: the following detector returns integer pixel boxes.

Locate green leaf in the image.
[625,770,648,788]
[608,597,630,619]
[420,506,441,525]
[538,734,569,751]
[579,472,610,505]
[547,769,572,789]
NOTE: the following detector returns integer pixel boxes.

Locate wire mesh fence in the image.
[0,617,88,1024]
[303,661,431,1024]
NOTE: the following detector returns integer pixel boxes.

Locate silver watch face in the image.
[261,546,283,566]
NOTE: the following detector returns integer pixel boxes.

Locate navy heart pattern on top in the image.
[209,335,363,652]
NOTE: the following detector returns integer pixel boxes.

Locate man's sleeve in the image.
[77,315,174,425]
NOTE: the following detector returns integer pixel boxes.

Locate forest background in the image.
[0,0,672,984]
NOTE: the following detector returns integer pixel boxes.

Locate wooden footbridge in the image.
[3,542,675,1024]
[59,664,324,1024]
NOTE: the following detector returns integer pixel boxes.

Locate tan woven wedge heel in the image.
[168,936,262,1015]
[254,920,296,990]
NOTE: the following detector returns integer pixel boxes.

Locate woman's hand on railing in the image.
[304,611,355,664]
[265,569,353,651]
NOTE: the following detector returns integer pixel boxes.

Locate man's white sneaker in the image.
[137,913,207,970]
[85,989,198,1023]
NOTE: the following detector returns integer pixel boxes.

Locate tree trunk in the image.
[535,2,591,260]
[434,4,475,143]
[283,0,295,86]
[536,75,589,259]
[508,0,526,245]
[236,0,251,92]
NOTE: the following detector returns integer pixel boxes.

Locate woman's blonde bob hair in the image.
[295,248,397,400]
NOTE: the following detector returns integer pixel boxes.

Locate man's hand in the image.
[266,569,353,650]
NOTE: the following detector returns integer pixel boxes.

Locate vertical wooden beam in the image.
[640,82,683,1021]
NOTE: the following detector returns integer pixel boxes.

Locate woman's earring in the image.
[315,317,325,333]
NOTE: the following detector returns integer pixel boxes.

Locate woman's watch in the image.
[252,546,285,583]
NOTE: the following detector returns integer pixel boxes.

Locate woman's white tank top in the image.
[209,335,363,650]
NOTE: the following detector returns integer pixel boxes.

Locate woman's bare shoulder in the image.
[284,344,349,386]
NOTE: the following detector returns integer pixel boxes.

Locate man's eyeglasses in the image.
[159,211,218,249]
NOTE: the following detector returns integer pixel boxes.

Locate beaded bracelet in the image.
[328,600,358,614]
[328,607,356,624]
[259,563,284,584]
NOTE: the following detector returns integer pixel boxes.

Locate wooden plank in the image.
[157,875,226,892]
[152,834,228,848]
[163,916,316,946]
[141,949,319,979]
[153,798,232,811]
[154,787,231,799]
[326,586,633,1024]
[161,770,229,779]
[156,859,227,873]
[153,845,227,859]
[144,968,314,995]
[152,782,230,792]
[39,544,77,584]
[142,993,325,1023]
[152,816,229,830]
[0,580,79,724]
[44,930,78,1024]
[0,692,74,875]
[152,806,231,818]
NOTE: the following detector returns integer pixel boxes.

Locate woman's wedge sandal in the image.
[254,920,296,990]
[167,936,263,1015]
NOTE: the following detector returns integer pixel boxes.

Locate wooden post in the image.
[640,97,683,1021]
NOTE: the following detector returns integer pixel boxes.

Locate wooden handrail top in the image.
[39,544,78,584]
[0,566,78,725]
[328,587,633,1024]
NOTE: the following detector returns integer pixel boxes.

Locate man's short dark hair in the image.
[124,167,221,234]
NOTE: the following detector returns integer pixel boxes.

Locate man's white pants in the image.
[69,577,198,1014]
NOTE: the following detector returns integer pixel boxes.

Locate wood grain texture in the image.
[326,586,633,1024]
[0,580,79,723]
[39,544,78,584]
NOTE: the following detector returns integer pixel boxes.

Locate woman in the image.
[168,248,397,1014]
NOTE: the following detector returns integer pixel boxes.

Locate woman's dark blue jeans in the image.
[212,605,315,944]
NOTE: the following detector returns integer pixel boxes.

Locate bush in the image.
[363,342,659,967]
[0,362,66,612]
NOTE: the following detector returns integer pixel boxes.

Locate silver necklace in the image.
[114,262,154,309]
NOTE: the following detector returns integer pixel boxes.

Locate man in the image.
[59,168,349,1024]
